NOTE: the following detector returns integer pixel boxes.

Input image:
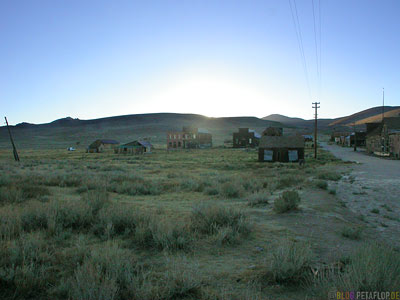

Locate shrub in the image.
[220,182,244,198]
[21,185,51,199]
[276,175,301,190]
[311,243,400,295]
[260,240,312,286]
[20,204,49,231]
[317,171,342,181]
[273,191,301,213]
[93,205,139,238]
[0,232,54,299]
[0,208,21,240]
[81,189,109,216]
[69,261,119,300]
[0,186,23,204]
[47,201,93,234]
[370,208,380,214]
[329,189,336,195]
[315,180,328,190]
[160,258,202,299]
[247,192,269,207]
[151,221,192,251]
[341,226,362,240]
[190,203,250,237]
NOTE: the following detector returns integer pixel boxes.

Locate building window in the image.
[173,142,177,148]
[249,138,252,144]
[169,142,172,147]
[193,134,196,139]
[174,135,176,139]
[178,141,181,147]
[169,134,172,139]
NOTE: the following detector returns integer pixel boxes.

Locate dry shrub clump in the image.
[311,243,400,296]
[247,192,269,207]
[273,190,301,213]
[190,202,251,245]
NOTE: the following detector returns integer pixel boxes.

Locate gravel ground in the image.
[321,142,400,248]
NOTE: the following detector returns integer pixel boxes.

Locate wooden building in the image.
[167,127,212,149]
[232,128,261,148]
[87,139,119,153]
[258,135,305,162]
[115,140,153,155]
[366,117,400,157]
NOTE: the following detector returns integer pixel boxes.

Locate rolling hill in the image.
[0,113,284,149]
[263,106,400,130]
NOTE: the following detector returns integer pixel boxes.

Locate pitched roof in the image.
[138,140,153,148]
[119,140,153,148]
[88,139,119,149]
[259,135,305,148]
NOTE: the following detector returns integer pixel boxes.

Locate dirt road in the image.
[321,142,400,248]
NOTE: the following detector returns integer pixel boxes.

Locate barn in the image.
[87,139,119,153]
[116,140,153,154]
[258,135,305,162]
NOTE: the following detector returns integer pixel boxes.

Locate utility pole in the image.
[382,87,385,121]
[353,122,357,152]
[312,102,320,159]
[4,117,20,162]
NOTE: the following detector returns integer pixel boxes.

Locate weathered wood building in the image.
[232,128,261,148]
[115,140,153,155]
[87,139,119,153]
[258,135,305,162]
[167,127,212,149]
[366,117,400,158]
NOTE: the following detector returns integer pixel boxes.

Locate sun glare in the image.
[147,73,270,117]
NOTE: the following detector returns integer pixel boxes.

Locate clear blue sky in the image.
[1,0,399,125]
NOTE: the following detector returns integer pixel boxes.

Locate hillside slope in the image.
[330,106,400,126]
[0,113,283,149]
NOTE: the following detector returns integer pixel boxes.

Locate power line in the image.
[311,0,320,97]
[289,0,312,99]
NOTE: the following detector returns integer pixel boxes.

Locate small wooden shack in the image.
[258,135,305,162]
[115,140,153,155]
[87,139,119,153]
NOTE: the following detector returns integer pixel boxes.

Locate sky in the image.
[1,0,399,125]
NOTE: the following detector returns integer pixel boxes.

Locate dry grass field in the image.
[0,147,399,300]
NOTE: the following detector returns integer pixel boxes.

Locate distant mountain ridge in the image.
[1,113,283,149]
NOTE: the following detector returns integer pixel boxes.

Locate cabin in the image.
[167,127,212,149]
[232,128,261,148]
[258,135,305,162]
[345,132,366,147]
[87,139,119,153]
[115,140,153,155]
[366,117,400,157]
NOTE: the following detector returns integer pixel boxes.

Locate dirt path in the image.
[321,142,400,248]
